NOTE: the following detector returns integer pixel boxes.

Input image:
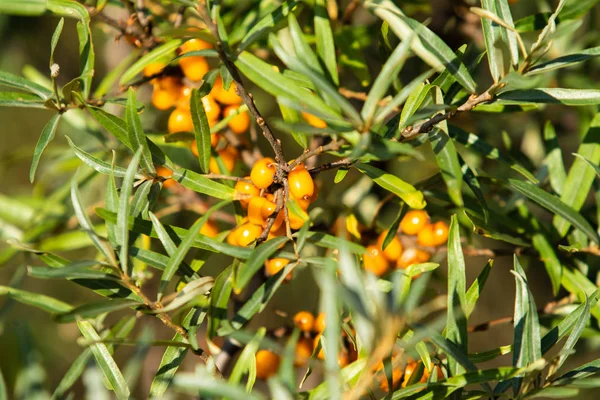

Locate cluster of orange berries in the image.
[144,39,250,174]
[227,159,317,269]
[363,210,449,277]
[374,358,444,392]
[255,311,356,380]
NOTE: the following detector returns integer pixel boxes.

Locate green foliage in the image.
[1,0,600,399]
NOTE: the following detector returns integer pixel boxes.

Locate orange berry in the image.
[211,76,242,105]
[288,208,306,230]
[210,133,219,147]
[155,166,176,189]
[400,210,430,236]
[363,245,389,276]
[396,248,431,269]
[200,220,219,238]
[378,366,404,392]
[237,223,263,247]
[267,223,286,241]
[338,350,350,368]
[417,221,449,247]
[180,38,212,53]
[261,199,277,219]
[209,146,238,174]
[265,211,284,232]
[250,158,276,189]
[248,196,268,225]
[224,105,250,134]
[151,87,178,110]
[202,94,221,121]
[265,258,290,277]
[293,311,315,332]
[376,231,403,262]
[301,112,327,128]
[401,361,434,388]
[168,108,193,133]
[143,62,165,77]
[255,350,280,380]
[157,76,181,91]
[176,85,192,110]
[314,312,326,333]
[288,166,315,200]
[227,226,240,246]
[294,338,313,367]
[234,178,260,207]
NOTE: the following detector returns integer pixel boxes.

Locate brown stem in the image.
[196,1,287,170]
[341,0,362,24]
[338,87,399,112]
[308,157,355,175]
[289,139,345,170]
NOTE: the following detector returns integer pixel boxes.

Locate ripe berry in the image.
[400,210,430,236]
[224,105,250,134]
[143,62,165,77]
[209,146,238,174]
[314,312,326,333]
[396,248,431,269]
[155,166,176,189]
[288,208,306,230]
[255,349,280,379]
[179,39,211,82]
[237,223,263,247]
[168,108,193,133]
[202,94,221,122]
[293,311,315,332]
[211,76,242,105]
[363,245,389,276]
[294,338,313,367]
[301,112,327,128]
[264,258,292,281]
[288,166,315,200]
[313,334,325,360]
[200,220,219,238]
[151,87,178,110]
[248,196,268,225]
[176,85,192,109]
[417,221,449,247]
[250,157,276,189]
[378,365,404,392]
[376,230,403,262]
[180,38,212,53]
[338,350,350,368]
[261,198,277,219]
[157,76,180,92]
[234,178,260,207]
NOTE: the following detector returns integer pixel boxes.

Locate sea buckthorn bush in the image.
[1,0,600,399]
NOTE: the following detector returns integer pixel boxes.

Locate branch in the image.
[289,139,345,170]
[196,1,287,171]
[400,83,503,140]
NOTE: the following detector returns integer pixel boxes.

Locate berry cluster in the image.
[374,358,444,392]
[145,38,249,174]
[364,210,449,276]
[254,311,357,380]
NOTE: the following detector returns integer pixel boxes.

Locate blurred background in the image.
[1,1,600,398]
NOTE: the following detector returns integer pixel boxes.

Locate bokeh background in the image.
[1,1,600,398]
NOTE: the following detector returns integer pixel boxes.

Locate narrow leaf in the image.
[30,113,61,182]
[191,88,211,173]
[126,88,155,173]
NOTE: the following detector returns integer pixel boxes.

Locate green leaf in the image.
[553,113,600,237]
[66,136,140,178]
[29,113,61,182]
[229,328,265,387]
[191,88,211,173]
[55,299,141,323]
[367,0,476,93]
[158,215,214,299]
[543,121,567,195]
[49,17,64,67]
[237,0,297,52]
[314,0,338,85]
[287,14,324,76]
[495,0,520,67]
[445,215,468,376]
[171,168,235,200]
[208,265,234,339]
[531,233,562,296]
[361,34,412,123]
[560,0,600,20]
[355,163,426,209]
[465,260,493,319]
[234,236,290,292]
[507,179,599,243]
[399,83,433,130]
[126,88,155,173]
[77,320,130,400]
[94,50,140,98]
[511,256,541,392]
[429,88,463,207]
[497,88,600,106]
[573,153,600,179]
[172,369,263,400]
[28,262,115,280]
[0,91,46,108]
[71,179,118,267]
[527,46,600,75]
[0,285,72,313]
[449,125,537,183]
[270,34,360,125]
[0,70,52,99]
[480,0,505,81]
[86,106,130,147]
[117,148,142,274]
[234,51,340,120]
[120,39,182,85]
[553,294,591,375]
